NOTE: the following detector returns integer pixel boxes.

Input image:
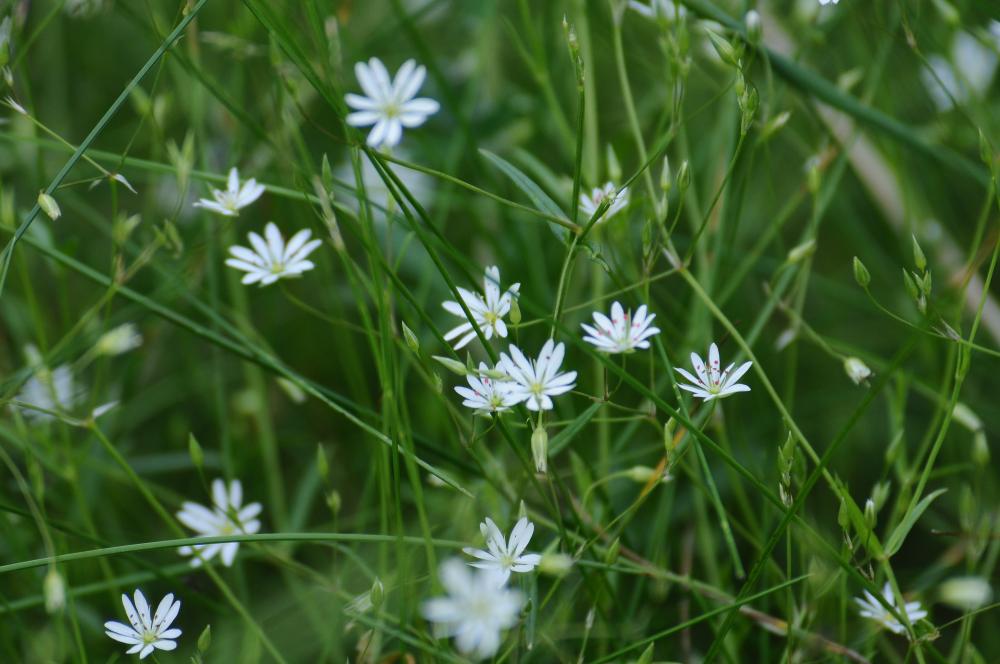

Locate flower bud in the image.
[759,110,792,142]
[939,576,992,610]
[863,498,877,530]
[745,10,762,46]
[509,297,522,325]
[188,433,204,471]
[870,481,891,512]
[912,234,927,272]
[706,30,741,67]
[326,490,342,514]
[197,625,212,653]
[787,239,816,264]
[973,431,990,467]
[44,568,66,614]
[531,426,548,475]
[432,355,467,376]
[316,444,329,482]
[401,321,419,352]
[625,465,658,483]
[853,257,871,288]
[637,643,655,664]
[370,578,385,609]
[538,552,574,576]
[38,191,61,220]
[952,402,982,432]
[659,155,672,194]
[843,357,872,385]
[606,144,622,184]
[96,323,143,356]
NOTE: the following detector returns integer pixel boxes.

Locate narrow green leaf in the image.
[884,488,947,557]
[479,148,570,238]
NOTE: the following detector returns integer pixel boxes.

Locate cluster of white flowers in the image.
[422,516,540,659]
[444,267,751,415]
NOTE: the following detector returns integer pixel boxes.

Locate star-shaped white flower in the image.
[442,266,520,350]
[455,362,519,414]
[462,517,542,586]
[14,353,79,423]
[104,589,182,660]
[176,478,262,567]
[225,222,322,286]
[498,340,577,411]
[345,57,440,149]
[581,301,660,353]
[579,182,629,223]
[855,583,927,635]
[676,342,752,401]
[193,167,265,217]
[421,559,524,661]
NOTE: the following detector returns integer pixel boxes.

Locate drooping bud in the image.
[952,402,982,432]
[787,239,816,264]
[432,355,468,376]
[538,552,574,576]
[624,465,658,484]
[96,323,143,356]
[843,357,873,385]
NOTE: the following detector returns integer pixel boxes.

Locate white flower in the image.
[225,222,322,286]
[345,58,440,149]
[176,478,262,567]
[193,167,265,217]
[675,342,752,401]
[818,0,840,5]
[462,517,542,586]
[442,266,520,350]
[581,301,660,353]
[498,340,577,411]
[578,182,629,223]
[628,0,687,20]
[843,357,872,385]
[336,151,434,225]
[14,363,79,422]
[455,362,518,414]
[855,583,927,635]
[104,589,182,660]
[939,576,993,611]
[421,559,524,661]
[921,27,1000,112]
[96,323,143,356]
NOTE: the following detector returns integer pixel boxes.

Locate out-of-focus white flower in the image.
[337,152,434,224]
[442,266,519,350]
[104,589,182,659]
[922,29,1000,111]
[176,479,262,567]
[225,222,321,286]
[676,342,752,401]
[818,0,840,5]
[96,323,143,356]
[455,362,518,414]
[628,0,687,20]
[843,357,872,385]
[14,356,79,423]
[578,182,629,223]
[855,582,927,635]
[421,559,524,660]
[345,58,440,149]
[462,517,541,585]
[581,301,660,353]
[194,167,265,217]
[939,576,992,610]
[498,340,577,411]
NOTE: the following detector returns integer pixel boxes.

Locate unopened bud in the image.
[531,426,548,475]
[326,490,342,514]
[370,578,384,609]
[745,10,762,45]
[871,481,891,512]
[44,568,65,614]
[853,257,871,288]
[509,297,522,325]
[197,625,212,653]
[606,144,622,184]
[787,239,816,264]
[677,161,690,193]
[973,431,990,467]
[837,497,850,531]
[38,192,61,221]
[706,30,741,67]
[912,234,927,272]
[188,433,204,471]
[96,323,143,356]
[863,498,877,530]
[538,552,574,576]
[401,321,419,352]
[432,355,467,376]
[844,357,872,385]
[952,402,982,432]
[659,155,672,193]
[759,110,792,142]
[625,465,658,484]
[930,0,960,27]
[940,576,992,610]
[316,444,329,482]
